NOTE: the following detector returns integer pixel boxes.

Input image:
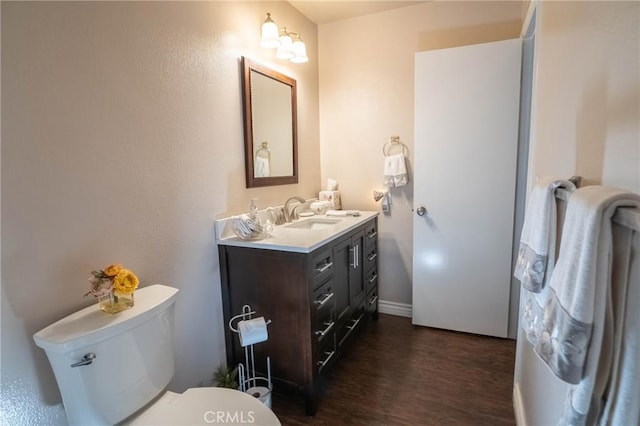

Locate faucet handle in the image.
[271,207,286,225]
[291,205,301,221]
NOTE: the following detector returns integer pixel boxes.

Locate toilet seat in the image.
[127,387,281,425]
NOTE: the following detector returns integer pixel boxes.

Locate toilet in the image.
[33,284,281,425]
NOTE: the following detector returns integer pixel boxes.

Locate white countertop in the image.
[215,211,379,253]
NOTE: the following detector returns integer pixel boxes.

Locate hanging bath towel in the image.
[383,153,408,188]
[536,186,640,425]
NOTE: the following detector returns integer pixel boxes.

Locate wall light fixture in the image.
[261,13,309,64]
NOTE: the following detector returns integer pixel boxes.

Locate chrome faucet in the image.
[283,196,306,223]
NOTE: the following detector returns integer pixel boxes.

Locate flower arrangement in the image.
[86,263,139,313]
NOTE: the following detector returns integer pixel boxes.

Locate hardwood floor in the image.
[271,314,516,425]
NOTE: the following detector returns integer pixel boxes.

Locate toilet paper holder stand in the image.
[228,305,273,407]
[228,305,272,333]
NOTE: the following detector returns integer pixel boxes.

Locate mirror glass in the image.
[242,57,298,187]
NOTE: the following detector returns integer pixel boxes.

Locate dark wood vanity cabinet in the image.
[218,216,378,415]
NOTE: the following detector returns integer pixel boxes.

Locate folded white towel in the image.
[535,186,640,425]
[326,210,360,217]
[515,178,575,345]
[383,153,408,188]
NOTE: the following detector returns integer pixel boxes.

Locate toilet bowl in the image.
[33,285,280,425]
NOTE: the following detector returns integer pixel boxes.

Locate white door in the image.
[412,39,522,338]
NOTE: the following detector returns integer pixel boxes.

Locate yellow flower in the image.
[113,269,139,294]
[104,263,123,277]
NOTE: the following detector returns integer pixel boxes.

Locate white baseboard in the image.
[378,300,412,318]
[513,382,527,426]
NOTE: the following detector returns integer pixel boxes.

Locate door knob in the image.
[416,206,427,216]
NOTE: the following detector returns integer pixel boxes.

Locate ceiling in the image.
[288,1,428,25]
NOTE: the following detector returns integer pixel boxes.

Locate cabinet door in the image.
[334,229,366,346]
[349,230,365,306]
[332,237,352,326]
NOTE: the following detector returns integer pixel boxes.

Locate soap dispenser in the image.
[249,198,258,220]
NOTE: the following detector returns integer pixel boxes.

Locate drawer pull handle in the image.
[341,312,365,344]
[367,252,377,262]
[345,315,362,331]
[317,350,335,371]
[315,261,333,274]
[368,273,378,284]
[368,231,377,239]
[315,321,335,338]
[350,245,359,269]
[369,295,378,306]
[315,292,334,308]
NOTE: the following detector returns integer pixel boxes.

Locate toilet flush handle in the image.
[70,353,96,368]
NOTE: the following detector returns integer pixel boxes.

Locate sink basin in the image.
[285,218,342,230]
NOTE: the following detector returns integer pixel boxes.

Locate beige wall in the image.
[529,1,640,192]
[318,1,523,306]
[4,0,638,423]
[1,2,318,422]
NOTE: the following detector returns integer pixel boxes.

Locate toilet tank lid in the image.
[33,284,179,354]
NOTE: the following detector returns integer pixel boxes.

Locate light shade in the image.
[260,13,279,48]
[276,28,294,59]
[260,13,309,64]
[290,35,309,63]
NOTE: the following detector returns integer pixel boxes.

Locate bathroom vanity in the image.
[216,212,379,415]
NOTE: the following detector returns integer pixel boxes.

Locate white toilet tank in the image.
[34,285,179,425]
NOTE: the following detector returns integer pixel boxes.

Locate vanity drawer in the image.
[338,300,366,348]
[311,248,334,288]
[366,289,378,316]
[315,312,336,344]
[365,268,378,294]
[364,243,377,273]
[316,331,336,374]
[365,221,377,250]
[313,278,336,314]
[314,279,335,329]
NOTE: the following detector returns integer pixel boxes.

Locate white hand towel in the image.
[515,178,575,345]
[254,156,270,177]
[515,177,575,293]
[534,186,640,425]
[383,153,408,188]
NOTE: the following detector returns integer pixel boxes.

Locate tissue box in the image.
[319,191,341,210]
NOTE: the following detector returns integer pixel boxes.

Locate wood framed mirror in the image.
[242,57,298,188]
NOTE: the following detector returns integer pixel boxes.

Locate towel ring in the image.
[382,136,408,157]
[255,141,270,160]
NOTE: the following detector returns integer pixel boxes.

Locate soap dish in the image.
[310,200,332,215]
[298,211,314,217]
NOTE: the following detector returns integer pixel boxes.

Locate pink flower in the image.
[86,275,113,298]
